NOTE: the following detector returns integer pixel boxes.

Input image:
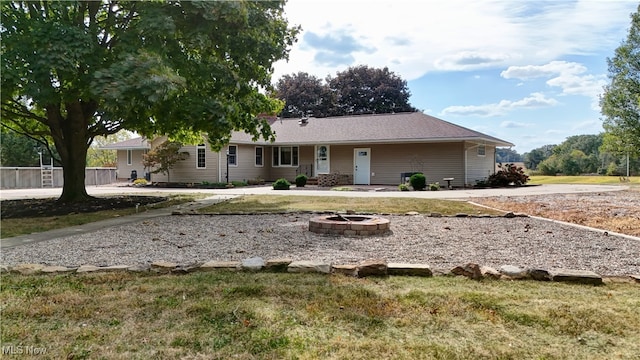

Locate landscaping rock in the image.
[199,261,240,271]
[332,264,358,277]
[265,258,292,272]
[549,269,603,285]
[76,265,101,273]
[101,265,131,272]
[242,257,265,271]
[528,268,552,281]
[357,258,388,277]
[288,260,331,274]
[41,266,76,274]
[151,261,178,273]
[388,263,433,277]
[127,265,150,272]
[499,265,529,279]
[405,211,420,216]
[480,266,501,279]
[10,263,44,275]
[631,275,640,283]
[451,263,482,280]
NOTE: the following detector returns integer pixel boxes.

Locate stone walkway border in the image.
[4,258,640,286]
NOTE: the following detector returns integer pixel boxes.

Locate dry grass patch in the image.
[474,188,640,237]
[198,195,503,216]
[528,175,640,185]
[1,272,639,359]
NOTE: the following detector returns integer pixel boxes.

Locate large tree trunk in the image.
[58,141,91,203]
[48,101,95,203]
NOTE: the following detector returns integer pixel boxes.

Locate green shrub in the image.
[409,173,426,191]
[398,183,410,191]
[488,163,530,187]
[295,174,308,187]
[272,178,291,190]
[133,178,148,186]
[429,182,440,191]
[231,180,247,187]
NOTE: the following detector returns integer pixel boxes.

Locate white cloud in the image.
[273,0,636,82]
[500,121,532,128]
[441,92,558,117]
[501,61,608,109]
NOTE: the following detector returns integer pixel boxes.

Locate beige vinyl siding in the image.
[224,145,270,182]
[151,145,220,183]
[367,143,464,186]
[465,143,496,185]
[116,149,146,180]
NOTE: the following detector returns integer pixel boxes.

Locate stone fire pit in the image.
[309,214,390,236]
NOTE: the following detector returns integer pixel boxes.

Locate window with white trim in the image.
[477,144,486,157]
[196,144,206,168]
[227,145,237,166]
[272,146,299,167]
[255,146,263,167]
[127,149,132,165]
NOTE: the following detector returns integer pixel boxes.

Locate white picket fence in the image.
[0,167,117,189]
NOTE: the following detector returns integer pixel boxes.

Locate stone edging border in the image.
[3,258,639,286]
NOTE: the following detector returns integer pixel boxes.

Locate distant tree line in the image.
[522,134,638,176]
[273,65,418,118]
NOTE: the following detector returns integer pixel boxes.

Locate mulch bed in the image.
[0,196,167,219]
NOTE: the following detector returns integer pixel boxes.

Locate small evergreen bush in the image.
[409,173,427,191]
[295,174,308,187]
[272,178,291,190]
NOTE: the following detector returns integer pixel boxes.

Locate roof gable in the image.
[99,137,150,150]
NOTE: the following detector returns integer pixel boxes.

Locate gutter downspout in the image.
[218,151,222,183]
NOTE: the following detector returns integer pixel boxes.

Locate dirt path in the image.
[473,188,640,237]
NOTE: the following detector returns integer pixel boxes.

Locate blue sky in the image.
[271,0,638,153]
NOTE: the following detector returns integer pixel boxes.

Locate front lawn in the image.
[2,272,639,359]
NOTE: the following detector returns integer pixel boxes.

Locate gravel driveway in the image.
[2,212,639,276]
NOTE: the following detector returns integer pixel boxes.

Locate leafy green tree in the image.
[496,148,523,163]
[523,145,555,170]
[600,5,640,159]
[0,129,40,166]
[142,141,188,183]
[86,131,133,168]
[0,127,60,167]
[327,65,417,116]
[1,1,298,202]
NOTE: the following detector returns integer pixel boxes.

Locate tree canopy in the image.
[274,65,417,118]
[1,0,298,202]
[600,4,640,158]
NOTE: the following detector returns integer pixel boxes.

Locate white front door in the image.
[354,148,371,185]
[315,145,330,176]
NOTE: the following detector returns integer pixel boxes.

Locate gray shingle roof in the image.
[99,137,150,150]
[231,112,513,146]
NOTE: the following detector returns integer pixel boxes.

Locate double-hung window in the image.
[272,146,299,167]
[255,146,263,167]
[227,145,237,166]
[477,144,486,157]
[196,144,206,168]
